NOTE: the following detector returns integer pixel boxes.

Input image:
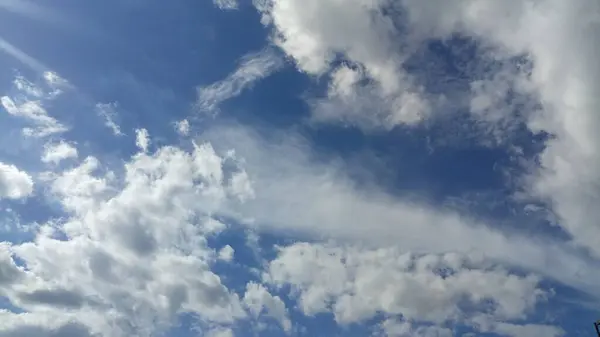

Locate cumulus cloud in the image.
[252,0,431,129]
[0,132,266,336]
[265,242,562,336]
[218,245,235,262]
[243,282,291,332]
[0,162,33,200]
[197,48,284,115]
[41,141,78,164]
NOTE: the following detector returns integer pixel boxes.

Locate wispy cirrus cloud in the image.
[0,36,47,73]
[94,102,123,136]
[196,48,284,116]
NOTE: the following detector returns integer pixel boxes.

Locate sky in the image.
[0,0,600,336]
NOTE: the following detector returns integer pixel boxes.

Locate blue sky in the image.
[1,0,600,336]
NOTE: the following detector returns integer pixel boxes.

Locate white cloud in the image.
[0,310,97,337]
[3,2,600,330]
[200,125,600,299]
[265,242,561,336]
[0,162,33,200]
[254,0,431,129]
[374,0,600,260]
[95,102,123,136]
[470,315,564,337]
[243,282,291,332]
[218,245,234,262]
[0,132,265,336]
[0,120,593,336]
[376,319,453,337]
[135,128,150,152]
[1,97,67,137]
[1,73,69,137]
[175,119,190,136]
[0,1,71,29]
[0,36,47,72]
[213,0,238,10]
[310,64,430,129]
[197,48,284,115]
[206,327,235,337]
[41,141,78,164]
[42,71,70,97]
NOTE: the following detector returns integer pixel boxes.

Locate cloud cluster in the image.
[0,0,598,335]
[0,72,69,138]
[2,119,582,336]
[0,130,292,336]
[243,0,600,283]
[265,242,564,336]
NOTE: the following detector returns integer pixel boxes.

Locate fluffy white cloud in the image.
[218,245,235,262]
[41,141,78,164]
[265,242,562,336]
[0,134,262,336]
[0,162,33,200]
[253,0,430,128]
[243,282,291,332]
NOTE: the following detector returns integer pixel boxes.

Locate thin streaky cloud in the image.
[0,36,47,72]
[0,0,107,41]
[196,48,284,115]
[95,103,124,136]
[0,0,66,25]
